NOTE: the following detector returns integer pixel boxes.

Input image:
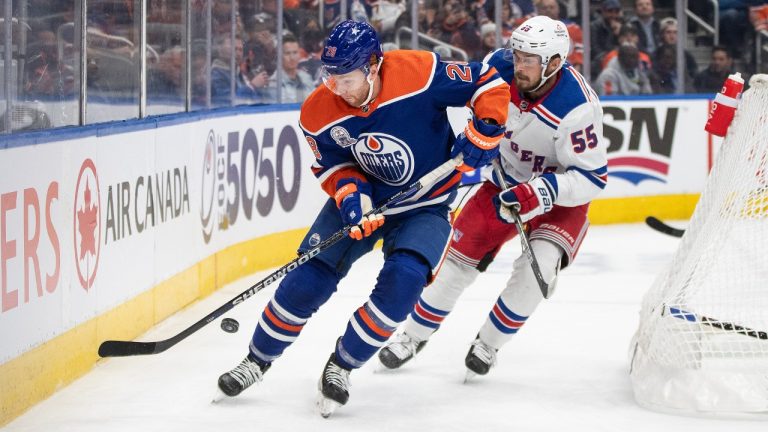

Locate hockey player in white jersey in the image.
[379,15,607,378]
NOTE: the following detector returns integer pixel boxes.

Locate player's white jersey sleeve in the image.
[552,101,608,207]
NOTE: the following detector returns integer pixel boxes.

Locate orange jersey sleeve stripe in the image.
[476,66,499,85]
[320,166,367,197]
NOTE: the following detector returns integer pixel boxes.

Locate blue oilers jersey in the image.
[483,49,607,206]
[299,50,509,214]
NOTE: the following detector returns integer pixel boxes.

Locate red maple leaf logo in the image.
[77,179,98,260]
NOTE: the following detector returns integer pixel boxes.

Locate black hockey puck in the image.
[221,318,239,333]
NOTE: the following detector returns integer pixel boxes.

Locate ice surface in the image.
[6,223,766,431]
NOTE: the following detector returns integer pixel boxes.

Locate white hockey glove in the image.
[493,173,558,223]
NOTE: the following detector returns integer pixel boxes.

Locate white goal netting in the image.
[630,74,768,416]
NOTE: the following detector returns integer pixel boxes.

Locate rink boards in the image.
[0,95,719,424]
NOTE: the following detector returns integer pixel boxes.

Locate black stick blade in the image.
[99,340,161,357]
[701,317,768,340]
[645,216,685,238]
[667,306,768,341]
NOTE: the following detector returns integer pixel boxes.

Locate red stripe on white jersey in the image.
[533,105,561,125]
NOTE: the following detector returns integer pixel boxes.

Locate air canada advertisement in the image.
[1,99,716,362]
[0,111,323,362]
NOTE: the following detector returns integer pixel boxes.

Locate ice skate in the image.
[316,353,351,418]
[464,337,497,382]
[215,355,270,401]
[317,391,343,419]
[378,332,428,370]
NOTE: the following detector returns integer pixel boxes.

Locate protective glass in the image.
[321,67,369,95]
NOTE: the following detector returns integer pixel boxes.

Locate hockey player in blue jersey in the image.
[380,16,608,379]
[216,20,510,417]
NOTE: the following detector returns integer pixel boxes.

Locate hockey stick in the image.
[645,216,685,238]
[98,156,463,358]
[491,160,551,299]
[666,306,768,340]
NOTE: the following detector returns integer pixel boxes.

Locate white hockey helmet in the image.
[507,15,571,91]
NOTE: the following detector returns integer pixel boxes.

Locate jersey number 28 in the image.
[570,124,598,153]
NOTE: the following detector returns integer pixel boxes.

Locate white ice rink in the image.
[5,222,767,432]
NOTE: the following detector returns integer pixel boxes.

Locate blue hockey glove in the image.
[451,117,505,172]
[493,173,558,224]
[335,178,385,240]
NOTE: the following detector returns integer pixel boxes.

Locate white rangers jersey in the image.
[484,49,607,206]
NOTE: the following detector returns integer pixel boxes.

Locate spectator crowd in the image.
[16,0,768,116]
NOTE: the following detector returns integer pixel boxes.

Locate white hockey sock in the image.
[479,240,563,350]
[402,255,480,341]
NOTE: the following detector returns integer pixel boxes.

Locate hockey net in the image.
[630,74,768,416]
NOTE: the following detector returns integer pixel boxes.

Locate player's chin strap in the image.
[358,57,383,108]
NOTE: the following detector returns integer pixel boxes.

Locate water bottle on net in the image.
[704,72,744,137]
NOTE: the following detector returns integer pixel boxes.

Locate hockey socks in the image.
[249,259,339,363]
[335,251,429,369]
[402,255,480,341]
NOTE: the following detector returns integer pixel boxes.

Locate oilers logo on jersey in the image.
[352,133,414,186]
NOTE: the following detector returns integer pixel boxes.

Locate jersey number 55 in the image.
[570,124,598,153]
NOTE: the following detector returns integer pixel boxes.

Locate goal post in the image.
[629,74,768,416]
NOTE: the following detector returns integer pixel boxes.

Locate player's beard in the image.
[341,91,361,106]
[341,80,372,107]
[515,72,542,93]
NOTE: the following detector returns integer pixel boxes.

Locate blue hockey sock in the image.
[335,251,429,369]
[249,259,338,363]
